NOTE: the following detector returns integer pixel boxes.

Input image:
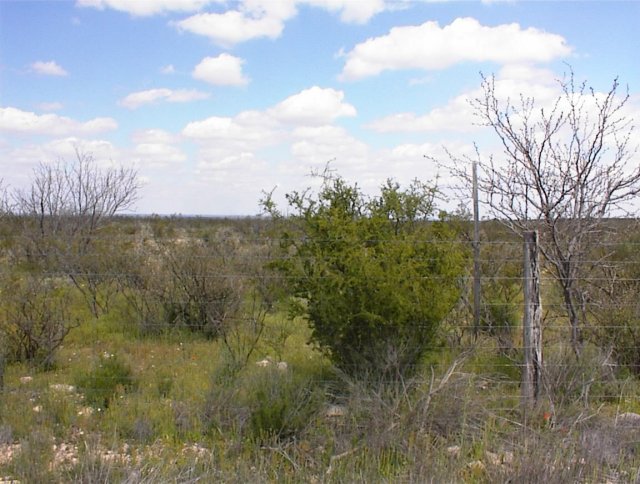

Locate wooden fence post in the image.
[522,231,543,407]
[472,158,481,340]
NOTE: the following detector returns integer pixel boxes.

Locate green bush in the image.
[587,234,640,374]
[137,233,245,338]
[263,173,468,377]
[247,367,322,442]
[0,273,79,369]
[75,353,136,409]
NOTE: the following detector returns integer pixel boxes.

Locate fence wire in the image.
[2,222,640,480]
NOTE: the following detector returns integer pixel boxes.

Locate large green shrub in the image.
[264,173,468,377]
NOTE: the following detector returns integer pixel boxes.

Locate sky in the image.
[1,0,639,216]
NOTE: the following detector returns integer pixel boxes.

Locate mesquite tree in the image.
[14,149,139,317]
[447,70,639,356]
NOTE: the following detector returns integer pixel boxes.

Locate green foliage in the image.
[9,430,55,483]
[0,272,79,369]
[478,237,522,351]
[247,367,321,442]
[132,231,245,338]
[264,173,468,377]
[587,232,640,374]
[75,353,136,409]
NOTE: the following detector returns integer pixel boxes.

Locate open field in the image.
[1,215,640,483]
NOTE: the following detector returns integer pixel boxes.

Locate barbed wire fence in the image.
[1,221,640,480]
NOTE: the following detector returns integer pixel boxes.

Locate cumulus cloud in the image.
[339,17,572,80]
[368,92,475,133]
[132,142,186,166]
[119,88,210,109]
[0,137,122,178]
[369,65,561,133]
[0,107,117,136]
[76,0,217,16]
[192,54,249,86]
[303,0,386,24]
[290,125,369,166]
[130,129,186,167]
[160,64,176,74]
[196,151,266,181]
[183,110,282,149]
[30,60,68,76]
[131,129,180,145]
[37,102,64,112]
[175,10,287,46]
[269,87,356,125]
[175,0,387,45]
[182,85,358,182]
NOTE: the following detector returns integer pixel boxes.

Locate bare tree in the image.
[0,179,8,215]
[14,149,139,316]
[445,70,639,356]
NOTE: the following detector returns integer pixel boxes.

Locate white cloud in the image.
[119,88,210,109]
[76,0,218,16]
[340,17,572,80]
[369,92,475,133]
[130,129,186,167]
[175,0,387,45]
[37,102,64,112]
[183,110,282,148]
[197,151,266,181]
[132,143,186,167]
[369,65,560,133]
[182,85,359,194]
[131,129,180,145]
[290,125,369,166]
[0,107,117,136]
[192,54,249,86]
[303,0,386,24]
[30,60,69,77]
[175,10,286,46]
[45,137,121,164]
[269,87,356,125]
[1,137,122,174]
[160,64,176,74]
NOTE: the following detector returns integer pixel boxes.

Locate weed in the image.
[9,430,54,483]
[75,353,136,409]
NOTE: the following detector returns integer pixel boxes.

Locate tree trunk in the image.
[561,282,582,358]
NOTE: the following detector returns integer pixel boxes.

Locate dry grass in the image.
[1,289,640,482]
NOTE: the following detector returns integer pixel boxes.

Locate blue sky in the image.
[1,0,638,215]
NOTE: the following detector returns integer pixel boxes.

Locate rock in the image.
[0,477,21,484]
[77,407,94,417]
[467,460,486,474]
[19,376,32,384]
[277,361,288,371]
[616,412,640,427]
[0,444,22,466]
[325,404,347,418]
[53,442,79,468]
[256,357,273,368]
[503,451,514,464]
[446,445,461,458]
[485,450,515,467]
[50,384,75,393]
[485,451,501,466]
